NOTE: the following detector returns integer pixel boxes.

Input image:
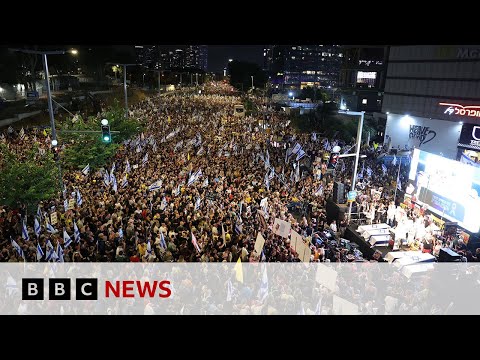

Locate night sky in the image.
[208,45,265,72]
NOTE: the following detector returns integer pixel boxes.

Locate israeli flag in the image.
[268,168,275,180]
[146,239,152,254]
[315,184,324,196]
[118,228,124,239]
[37,205,43,222]
[366,167,372,177]
[285,147,293,163]
[152,143,157,152]
[264,172,270,191]
[112,174,118,193]
[258,264,268,302]
[77,189,83,206]
[111,162,116,176]
[296,149,306,162]
[121,174,128,188]
[46,222,57,234]
[81,164,90,176]
[22,220,29,241]
[382,164,387,175]
[194,197,201,211]
[187,170,200,186]
[202,177,209,188]
[56,242,64,262]
[149,180,162,192]
[125,159,131,173]
[197,146,205,156]
[64,199,69,212]
[311,132,317,142]
[160,197,168,211]
[392,154,397,167]
[11,238,24,259]
[173,185,181,196]
[63,229,72,248]
[36,243,44,261]
[45,240,56,261]
[103,170,110,186]
[292,143,302,155]
[33,217,41,237]
[74,221,81,243]
[142,153,148,166]
[159,231,167,250]
[234,222,243,234]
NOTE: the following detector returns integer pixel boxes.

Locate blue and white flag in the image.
[202,177,209,188]
[11,238,24,259]
[149,180,162,192]
[311,132,317,142]
[197,146,205,156]
[45,240,56,261]
[64,199,68,212]
[46,222,57,234]
[397,176,402,191]
[268,168,275,180]
[366,167,372,177]
[173,185,181,196]
[110,163,116,184]
[382,164,387,175]
[285,147,292,163]
[315,184,324,196]
[81,164,90,176]
[296,149,306,162]
[56,242,64,263]
[142,153,148,166]
[323,139,330,150]
[103,170,110,186]
[118,228,124,239]
[76,189,83,206]
[22,220,29,241]
[260,249,266,262]
[234,222,243,234]
[73,221,81,243]
[392,154,397,167]
[112,174,118,193]
[187,169,202,186]
[63,229,72,248]
[121,174,128,188]
[264,172,270,191]
[258,264,268,302]
[292,143,302,155]
[159,231,167,250]
[146,239,152,254]
[36,242,44,261]
[125,159,131,173]
[160,197,168,211]
[37,205,43,221]
[34,217,41,237]
[194,197,201,211]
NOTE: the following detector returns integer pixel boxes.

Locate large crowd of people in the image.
[0,81,457,264]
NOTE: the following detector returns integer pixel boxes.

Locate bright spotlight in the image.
[101,119,109,126]
[51,139,58,147]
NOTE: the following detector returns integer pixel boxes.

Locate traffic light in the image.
[328,153,339,169]
[101,119,111,143]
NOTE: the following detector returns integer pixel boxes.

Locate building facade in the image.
[138,45,208,71]
[264,45,343,90]
[382,45,480,161]
[338,46,389,113]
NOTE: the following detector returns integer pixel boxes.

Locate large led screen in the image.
[408,148,480,233]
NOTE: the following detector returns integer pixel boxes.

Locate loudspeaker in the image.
[333,182,345,204]
[438,248,462,262]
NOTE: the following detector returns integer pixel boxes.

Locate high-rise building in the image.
[382,45,480,160]
[134,45,159,69]
[338,46,389,112]
[148,45,208,71]
[264,45,343,90]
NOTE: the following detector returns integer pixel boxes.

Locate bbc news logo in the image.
[22,278,98,300]
[22,278,171,300]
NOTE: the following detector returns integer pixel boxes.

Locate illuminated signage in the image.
[439,102,480,118]
[459,123,480,149]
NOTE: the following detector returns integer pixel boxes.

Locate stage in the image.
[344,224,400,259]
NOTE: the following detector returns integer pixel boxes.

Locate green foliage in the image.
[59,99,142,170]
[0,143,59,213]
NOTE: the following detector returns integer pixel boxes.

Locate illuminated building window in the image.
[357,71,377,86]
[362,98,368,104]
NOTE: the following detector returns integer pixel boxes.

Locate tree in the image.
[59,99,142,170]
[228,61,267,92]
[0,143,59,214]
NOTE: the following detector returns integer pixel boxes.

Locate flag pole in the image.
[393,158,402,204]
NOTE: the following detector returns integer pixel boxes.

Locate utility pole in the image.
[107,62,137,118]
[10,48,70,192]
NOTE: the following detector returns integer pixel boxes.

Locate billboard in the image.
[408,148,480,233]
[384,114,462,159]
[458,123,480,151]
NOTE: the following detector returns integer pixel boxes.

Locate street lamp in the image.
[107,62,137,117]
[70,49,78,55]
[338,110,365,223]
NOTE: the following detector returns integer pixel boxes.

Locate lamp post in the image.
[251,75,254,90]
[107,62,137,117]
[338,110,365,223]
